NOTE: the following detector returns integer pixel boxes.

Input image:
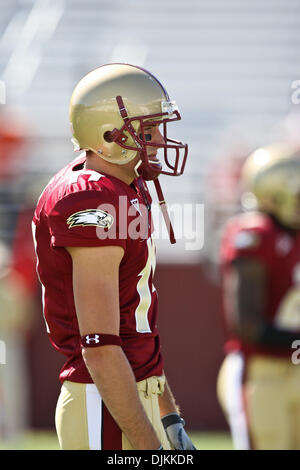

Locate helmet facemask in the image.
[105,95,188,181]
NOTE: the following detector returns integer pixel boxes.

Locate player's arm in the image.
[67,244,161,450]
[159,375,196,450]
[158,376,179,417]
[226,257,298,346]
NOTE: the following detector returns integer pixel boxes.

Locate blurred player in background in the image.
[217,144,300,450]
[0,111,35,443]
[32,63,196,450]
[0,110,27,182]
[0,240,33,442]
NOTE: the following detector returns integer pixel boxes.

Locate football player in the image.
[32,63,196,450]
[217,144,300,449]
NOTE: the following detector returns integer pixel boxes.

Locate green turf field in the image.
[0,430,234,450]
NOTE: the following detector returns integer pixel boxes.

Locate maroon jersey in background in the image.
[32,154,163,384]
[220,211,300,357]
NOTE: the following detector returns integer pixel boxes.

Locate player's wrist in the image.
[161,412,185,429]
[161,413,196,450]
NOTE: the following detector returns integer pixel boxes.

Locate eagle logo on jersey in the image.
[67,209,114,229]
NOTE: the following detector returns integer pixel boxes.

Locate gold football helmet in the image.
[241,144,300,229]
[69,63,188,181]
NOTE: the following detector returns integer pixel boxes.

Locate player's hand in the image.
[161,413,197,450]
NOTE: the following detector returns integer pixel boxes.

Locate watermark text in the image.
[291,80,300,105]
[0,340,6,365]
[0,80,6,104]
[291,339,300,365]
[83,197,206,251]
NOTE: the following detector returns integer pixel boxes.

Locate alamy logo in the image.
[291,339,300,365]
[291,80,300,105]
[66,198,204,250]
[0,340,6,364]
[0,80,6,105]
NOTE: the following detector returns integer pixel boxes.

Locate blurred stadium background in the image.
[0,0,300,449]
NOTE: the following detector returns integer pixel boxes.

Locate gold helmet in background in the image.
[69,63,188,181]
[241,144,300,229]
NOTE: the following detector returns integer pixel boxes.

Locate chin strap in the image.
[135,162,176,245]
[154,178,176,245]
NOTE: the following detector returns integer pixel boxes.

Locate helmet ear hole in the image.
[104,131,113,143]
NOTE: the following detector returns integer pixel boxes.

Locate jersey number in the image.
[135,237,156,333]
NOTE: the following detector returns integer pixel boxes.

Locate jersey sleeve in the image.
[220,214,274,268]
[48,189,126,250]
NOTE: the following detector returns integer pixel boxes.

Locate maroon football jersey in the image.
[32,154,163,383]
[220,211,300,357]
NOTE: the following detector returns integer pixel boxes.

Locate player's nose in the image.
[152,127,165,145]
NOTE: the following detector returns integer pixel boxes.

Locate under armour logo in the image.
[85,334,100,344]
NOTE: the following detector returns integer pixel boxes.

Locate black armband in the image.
[81,333,122,348]
[162,413,185,429]
[259,324,298,348]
